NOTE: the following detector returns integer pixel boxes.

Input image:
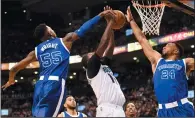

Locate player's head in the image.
[64,95,77,110]
[162,42,184,59]
[34,23,57,41]
[81,52,94,70]
[124,102,137,117]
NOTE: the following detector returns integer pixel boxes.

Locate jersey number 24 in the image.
[161,70,175,79]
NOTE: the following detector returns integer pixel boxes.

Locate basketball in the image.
[112,10,126,30]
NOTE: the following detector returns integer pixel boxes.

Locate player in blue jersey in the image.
[57,95,87,117]
[126,6,194,117]
[2,8,116,117]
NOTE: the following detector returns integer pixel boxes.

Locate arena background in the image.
[1,0,195,117]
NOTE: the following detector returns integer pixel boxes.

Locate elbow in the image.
[10,67,18,73]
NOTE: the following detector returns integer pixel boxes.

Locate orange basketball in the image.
[112,10,126,30]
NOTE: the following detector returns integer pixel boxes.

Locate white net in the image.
[132,0,165,35]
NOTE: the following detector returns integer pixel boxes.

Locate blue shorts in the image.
[158,102,194,117]
[32,79,66,117]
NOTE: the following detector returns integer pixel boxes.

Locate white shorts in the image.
[96,103,125,117]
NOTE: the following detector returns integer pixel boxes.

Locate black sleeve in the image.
[87,53,101,78]
[101,57,112,66]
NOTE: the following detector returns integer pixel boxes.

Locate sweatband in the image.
[75,15,101,37]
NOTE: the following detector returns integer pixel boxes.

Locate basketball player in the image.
[57,95,87,117]
[81,6,126,117]
[1,8,115,117]
[124,102,137,117]
[125,6,194,117]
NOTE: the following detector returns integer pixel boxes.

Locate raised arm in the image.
[2,51,37,90]
[126,6,161,72]
[185,58,194,76]
[62,8,115,50]
[95,10,115,57]
[103,29,115,59]
[85,6,115,79]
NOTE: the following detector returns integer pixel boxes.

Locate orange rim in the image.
[132,3,165,8]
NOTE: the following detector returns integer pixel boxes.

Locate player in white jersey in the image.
[81,6,126,117]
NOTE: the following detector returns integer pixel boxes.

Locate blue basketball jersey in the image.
[153,58,188,103]
[63,111,84,117]
[35,38,70,80]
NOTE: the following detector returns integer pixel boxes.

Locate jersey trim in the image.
[165,59,174,62]
[82,113,87,117]
[64,111,81,117]
[182,59,189,80]
[63,112,65,117]
[60,38,70,54]
[52,79,66,117]
[154,58,163,74]
[35,47,38,59]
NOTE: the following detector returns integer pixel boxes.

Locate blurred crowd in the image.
[2,86,157,117]
[2,67,194,117]
[2,8,194,63]
[1,1,194,117]
[75,85,158,117]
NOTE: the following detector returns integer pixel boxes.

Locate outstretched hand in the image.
[99,5,116,22]
[2,79,15,90]
[104,6,116,23]
[125,6,134,22]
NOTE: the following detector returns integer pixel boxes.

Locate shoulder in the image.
[87,54,101,78]
[183,58,194,68]
[62,32,79,42]
[57,112,64,117]
[81,113,87,117]
[184,58,194,63]
[154,58,164,67]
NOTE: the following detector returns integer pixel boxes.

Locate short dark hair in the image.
[175,42,184,58]
[63,95,73,111]
[81,54,89,69]
[123,101,135,111]
[34,23,47,40]
[65,95,73,101]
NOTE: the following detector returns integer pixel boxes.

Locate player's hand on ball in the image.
[2,78,15,90]
[99,6,116,20]
[126,6,134,22]
[104,6,116,23]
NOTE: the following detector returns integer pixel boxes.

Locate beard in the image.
[68,105,76,110]
[162,53,168,58]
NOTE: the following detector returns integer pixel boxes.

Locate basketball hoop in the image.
[131,0,165,35]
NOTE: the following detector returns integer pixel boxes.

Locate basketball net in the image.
[132,0,165,35]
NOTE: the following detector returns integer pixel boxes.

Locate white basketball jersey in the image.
[86,65,125,106]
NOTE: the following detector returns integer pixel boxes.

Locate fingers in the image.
[3,86,7,91]
[104,5,113,11]
[125,14,129,22]
[125,14,128,18]
[128,6,130,10]
[2,84,8,91]
[127,6,131,14]
[2,84,5,89]
[2,81,12,90]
